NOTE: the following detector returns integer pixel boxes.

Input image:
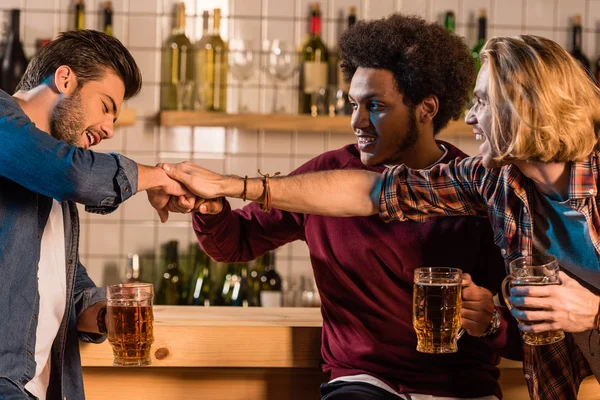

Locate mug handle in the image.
[457,328,465,340]
[501,276,513,311]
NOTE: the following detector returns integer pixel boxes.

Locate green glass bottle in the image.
[160,2,194,110]
[471,9,487,78]
[220,263,241,306]
[195,8,228,112]
[187,246,213,306]
[299,3,329,115]
[233,264,253,307]
[75,0,85,30]
[258,252,282,307]
[444,11,455,32]
[156,241,184,305]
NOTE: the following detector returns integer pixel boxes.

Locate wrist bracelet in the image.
[480,308,501,337]
[258,169,280,212]
[97,305,108,335]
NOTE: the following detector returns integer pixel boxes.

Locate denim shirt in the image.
[0,90,138,399]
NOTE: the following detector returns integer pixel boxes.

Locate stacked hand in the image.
[461,273,496,337]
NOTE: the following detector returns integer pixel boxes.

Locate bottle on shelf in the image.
[444,11,455,32]
[0,9,28,95]
[103,1,113,36]
[160,2,194,110]
[334,6,357,116]
[571,15,592,80]
[471,9,487,77]
[233,264,253,307]
[192,10,210,110]
[299,3,329,116]
[220,263,241,306]
[258,252,282,307]
[156,241,184,305]
[195,8,228,112]
[75,0,85,30]
[187,245,213,306]
[124,254,141,283]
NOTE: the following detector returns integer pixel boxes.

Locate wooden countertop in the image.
[80,306,521,369]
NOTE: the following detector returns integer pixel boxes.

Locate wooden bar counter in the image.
[80,306,599,400]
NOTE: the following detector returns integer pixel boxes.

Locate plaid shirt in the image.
[379,154,598,399]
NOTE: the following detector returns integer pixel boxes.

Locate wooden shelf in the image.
[159,111,474,138]
[115,108,136,126]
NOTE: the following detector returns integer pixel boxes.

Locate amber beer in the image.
[413,267,463,354]
[106,283,154,366]
[502,255,565,346]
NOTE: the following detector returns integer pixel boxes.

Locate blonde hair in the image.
[481,35,600,163]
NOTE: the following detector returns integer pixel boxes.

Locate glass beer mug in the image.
[501,255,565,346]
[106,283,155,366]
[413,267,464,353]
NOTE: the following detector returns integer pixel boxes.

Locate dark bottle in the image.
[156,241,184,305]
[471,9,487,77]
[187,246,213,306]
[444,11,455,32]
[220,263,241,306]
[0,9,28,95]
[233,264,253,307]
[103,1,113,36]
[335,6,357,116]
[75,0,85,30]
[258,252,282,307]
[571,15,592,80]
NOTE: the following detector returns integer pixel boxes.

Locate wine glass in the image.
[265,39,298,114]
[229,39,257,113]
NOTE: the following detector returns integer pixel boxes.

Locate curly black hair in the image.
[339,14,475,134]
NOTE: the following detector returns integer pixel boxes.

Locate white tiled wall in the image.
[3,0,600,286]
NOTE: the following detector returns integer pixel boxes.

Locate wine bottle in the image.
[156,241,184,305]
[258,252,282,307]
[75,0,85,30]
[160,2,194,110]
[571,15,592,77]
[192,10,210,110]
[471,9,487,76]
[233,264,252,307]
[444,11,455,32]
[195,8,228,112]
[220,263,241,306]
[187,246,213,306]
[299,3,329,115]
[334,7,357,116]
[0,10,28,95]
[103,1,113,36]
[125,254,141,283]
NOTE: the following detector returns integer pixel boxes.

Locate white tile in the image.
[79,217,89,255]
[296,0,329,20]
[84,11,97,30]
[524,0,555,29]
[524,27,556,41]
[292,154,314,169]
[226,154,259,176]
[264,19,295,42]
[290,239,310,258]
[88,222,123,255]
[193,127,227,153]
[130,0,161,13]
[295,131,326,155]
[262,131,293,155]
[111,14,128,45]
[124,119,159,154]
[58,12,71,31]
[156,222,194,246]
[327,131,353,150]
[260,156,293,175]
[363,0,395,19]
[490,26,525,39]
[109,0,129,13]
[227,128,259,153]
[430,0,460,25]
[127,83,159,118]
[584,31,599,59]
[93,127,125,152]
[23,11,57,47]
[261,86,297,114]
[329,0,362,20]
[492,0,522,26]
[230,0,262,17]
[159,126,193,152]
[263,0,295,17]
[123,223,157,256]
[230,86,261,113]
[128,15,160,48]
[130,49,160,84]
[191,156,226,173]
[287,257,313,280]
[461,0,491,44]
[232,18,262,42]
[556,0,585,29]
[122,191,160,221]
[85,257,124,286]
[398,0,427,16]
[25,0,59,10]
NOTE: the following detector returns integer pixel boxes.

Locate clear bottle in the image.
[299,3,329,115]
[195,8,228,112]
[0,9,27,95]
[258,252,282,307]
[160,2,194,110]
[125,254,141,283]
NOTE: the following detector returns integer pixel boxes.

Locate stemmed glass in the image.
[265,40,298,113]
[229,39,257,113]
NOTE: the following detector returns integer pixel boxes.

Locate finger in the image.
[462,299,494,312]
[461,308,493,323]
[510,285,552,297]
[508,295,554,310]
[462,273,474,287]
[511,308,556,323]
[518,322,562,333]
[462,287,488,302]
[157,207,169,223]
[558,271,573,284]
[167,196,191,213]
[176,195,195,211]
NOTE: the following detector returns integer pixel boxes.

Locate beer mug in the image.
[106,283,155,366]
[413,267,464,354]
[501,255,565,346]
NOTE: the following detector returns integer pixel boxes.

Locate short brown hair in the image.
[17,30,142,100]
[483,35,600,163]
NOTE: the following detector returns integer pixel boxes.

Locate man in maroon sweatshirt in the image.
[166,15,520,400]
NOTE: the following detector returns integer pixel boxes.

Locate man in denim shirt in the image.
[0,30,190,399]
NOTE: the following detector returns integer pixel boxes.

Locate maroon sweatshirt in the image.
[193,142,520,399]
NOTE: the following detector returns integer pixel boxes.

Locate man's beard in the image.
[50,90,86,146]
